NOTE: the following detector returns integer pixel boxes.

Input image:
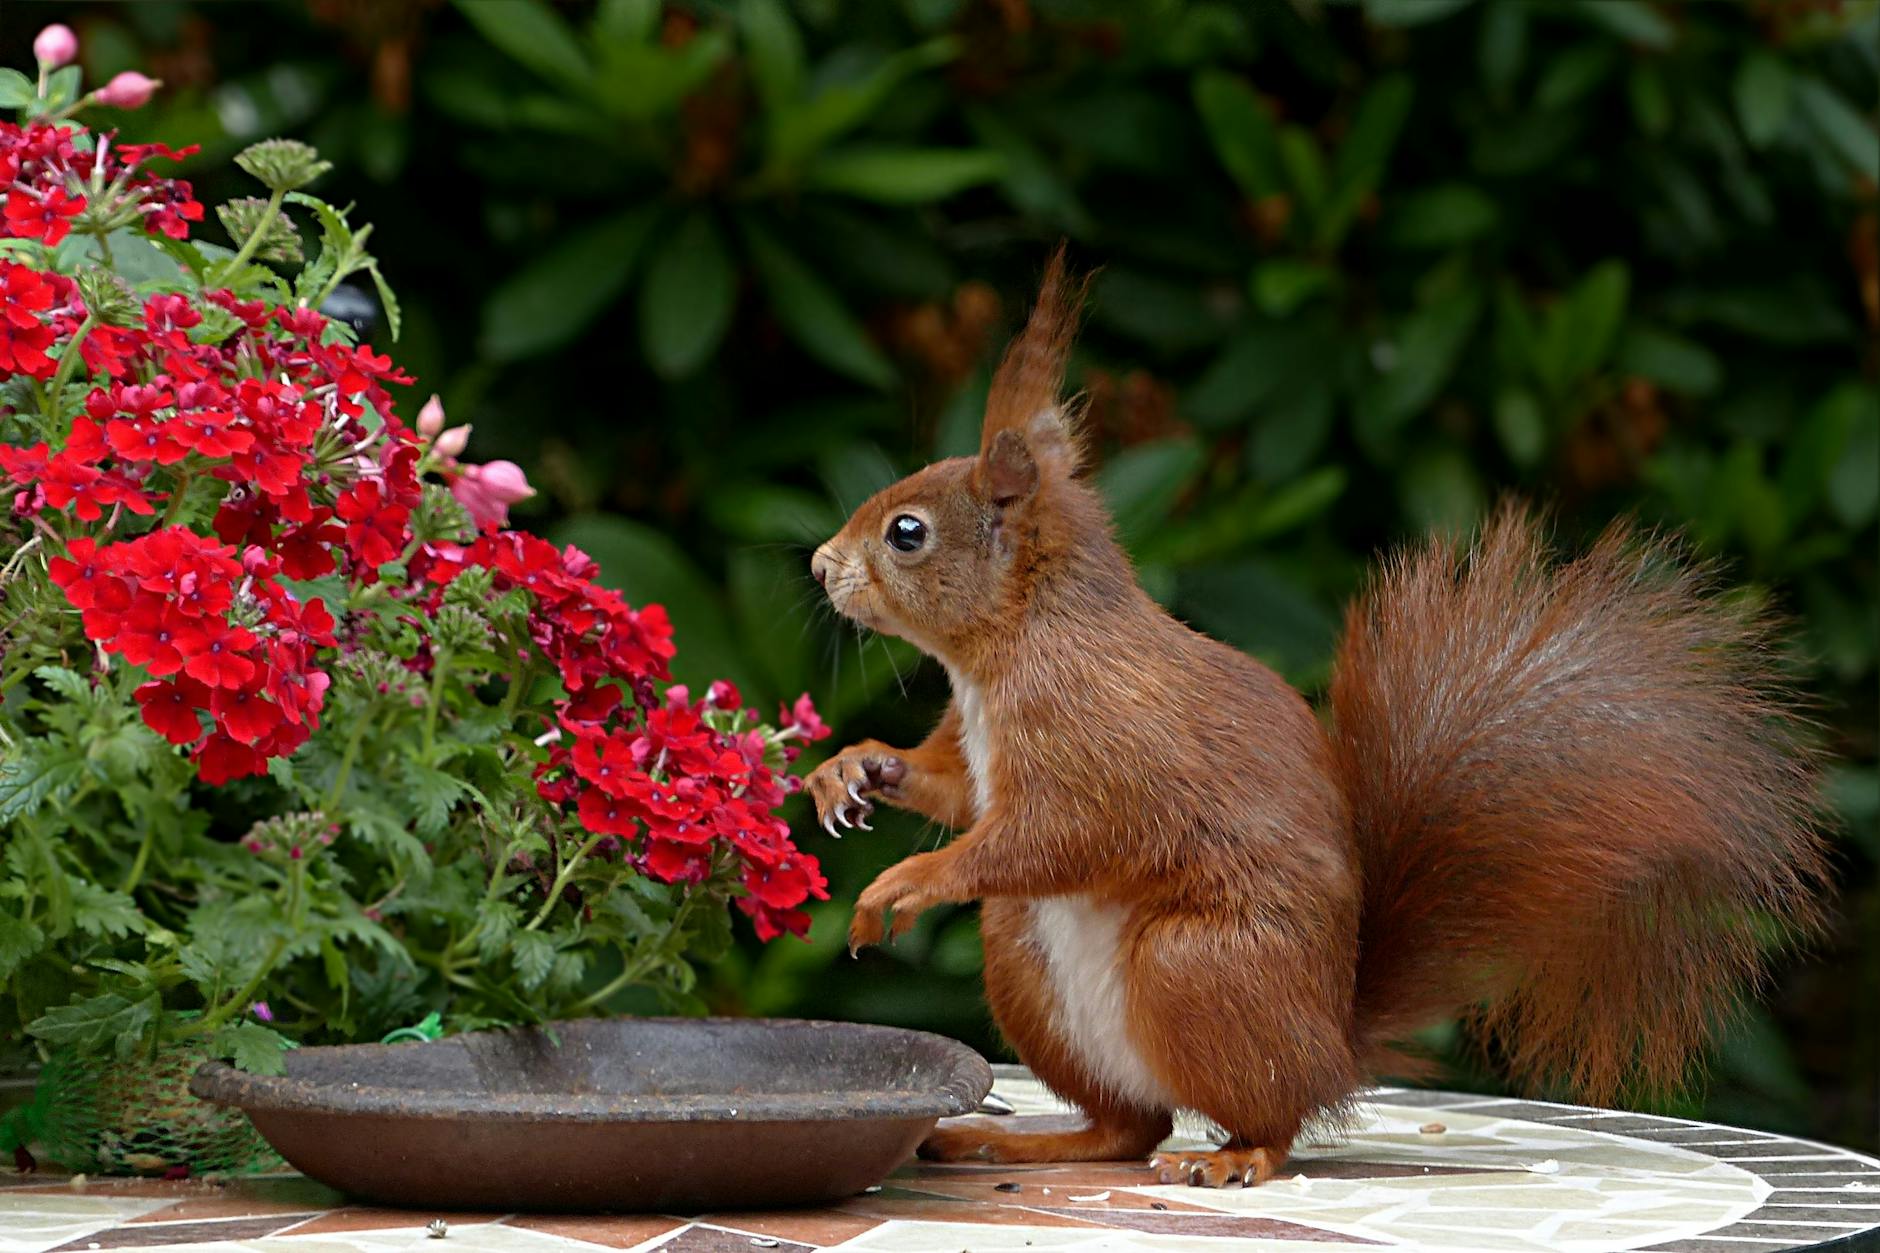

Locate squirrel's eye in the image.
[886,514,927,553]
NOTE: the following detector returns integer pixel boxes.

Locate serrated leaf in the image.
[0,745,90,823]
[511,930,556,990]
[0,913,45,983]
[475,899,522,962]
[70,880,147,940]
[213,1021,293,1075]
[403,760,467,837]
[366,263,402,342]
[27,992,160,1058]
[32,666,93,705]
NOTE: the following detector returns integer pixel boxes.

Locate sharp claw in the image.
[821,812,839,839]
[847,781,866,806]
[855,814,873,831]
[835,804,853,829]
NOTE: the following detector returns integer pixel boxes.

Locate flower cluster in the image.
[1,119,201,247]
[2,104,830,941]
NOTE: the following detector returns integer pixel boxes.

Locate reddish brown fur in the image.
[805,259,1826,1181]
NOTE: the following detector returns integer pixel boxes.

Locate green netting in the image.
[0,1044,280,1176]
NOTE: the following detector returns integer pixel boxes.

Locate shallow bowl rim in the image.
[188,1016,993,1125]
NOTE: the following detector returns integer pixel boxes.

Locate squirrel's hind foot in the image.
[1149,1145,1285,1188]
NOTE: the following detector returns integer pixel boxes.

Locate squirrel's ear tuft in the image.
[979,429,1039,507]
[980,244,1089,479]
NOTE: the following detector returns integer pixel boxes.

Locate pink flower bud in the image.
[94,71,159,110]
[416,393,446,438]
[707,680,741,710]
[34,24,78,70]
[449,459,536,528]
[433,423,472,459]
[665,684,691,709]
[250,1001,274,1023]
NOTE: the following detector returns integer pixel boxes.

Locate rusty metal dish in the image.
[189,1017,992,1212]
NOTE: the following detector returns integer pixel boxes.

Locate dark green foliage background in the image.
[7,0,1873,1147]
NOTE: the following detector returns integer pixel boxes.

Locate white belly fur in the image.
[948,671,1174,1112]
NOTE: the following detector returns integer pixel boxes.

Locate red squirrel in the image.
[805,251,1826,1187]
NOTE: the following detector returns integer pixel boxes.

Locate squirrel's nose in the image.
[810,547,833,589]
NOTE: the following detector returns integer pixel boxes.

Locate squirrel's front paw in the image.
[849,853,942,953]
[807,742,907,837]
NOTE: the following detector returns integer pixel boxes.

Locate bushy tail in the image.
[1331,504,1827,1104]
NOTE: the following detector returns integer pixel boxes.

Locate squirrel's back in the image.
[1331,504,1826,1102]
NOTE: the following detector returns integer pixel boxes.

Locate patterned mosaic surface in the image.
[2,1069,1876,1253]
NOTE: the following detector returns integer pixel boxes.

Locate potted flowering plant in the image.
[0,28,831,1175]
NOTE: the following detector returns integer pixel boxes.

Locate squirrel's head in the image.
[812,250,1125,670]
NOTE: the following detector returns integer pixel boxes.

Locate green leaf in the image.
[511,930,555,990]
[803,147,1004,203]
[1355,287,1484,437]
[1493,388,1547,468]
[1387,183,1498,249]
[1828,388,1880,530]
[1192,71,1286,199]
[27,992,160,1058]
[213,1021,293,1076]
[482,205,659,360]
[1479,4,1527,100]
[1321,74,1412,245]
[1098,438,1205,548]
[1793,75,1880,185]
[1573,0,1674,49]
[32,666,92,705]
[741,0,805,108]
[1362,0,1474,26]
[365,263,402,342]
[403,761,467,837]
[0,69,36,108]
[0,913,45,983]
[638,212,737,377]
[1536,44,1617,112]
[1734,52,1793,149]
[1400,445,1487,534]
[1536,261,1629,394]
[1616,323,1721,396]
[1628,62,1672,138]
[741,221,895,387]
[70,881,147,940]
[1251,261,1334,316]
[454,0,594,94]
[0,745,90,823]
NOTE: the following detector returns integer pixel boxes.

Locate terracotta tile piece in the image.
[45,1213,314,1248]
[687,1209,881,1245]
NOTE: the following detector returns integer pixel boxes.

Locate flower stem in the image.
[193,936,287,1035]
[209,187,285,286]
[119,823,156,896]
[420,648,452,762]
[524,833,605,932]
[45,314,95,417]
[324,706,373,813]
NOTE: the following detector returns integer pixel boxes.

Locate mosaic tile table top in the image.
[3,1068,1877,1253]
